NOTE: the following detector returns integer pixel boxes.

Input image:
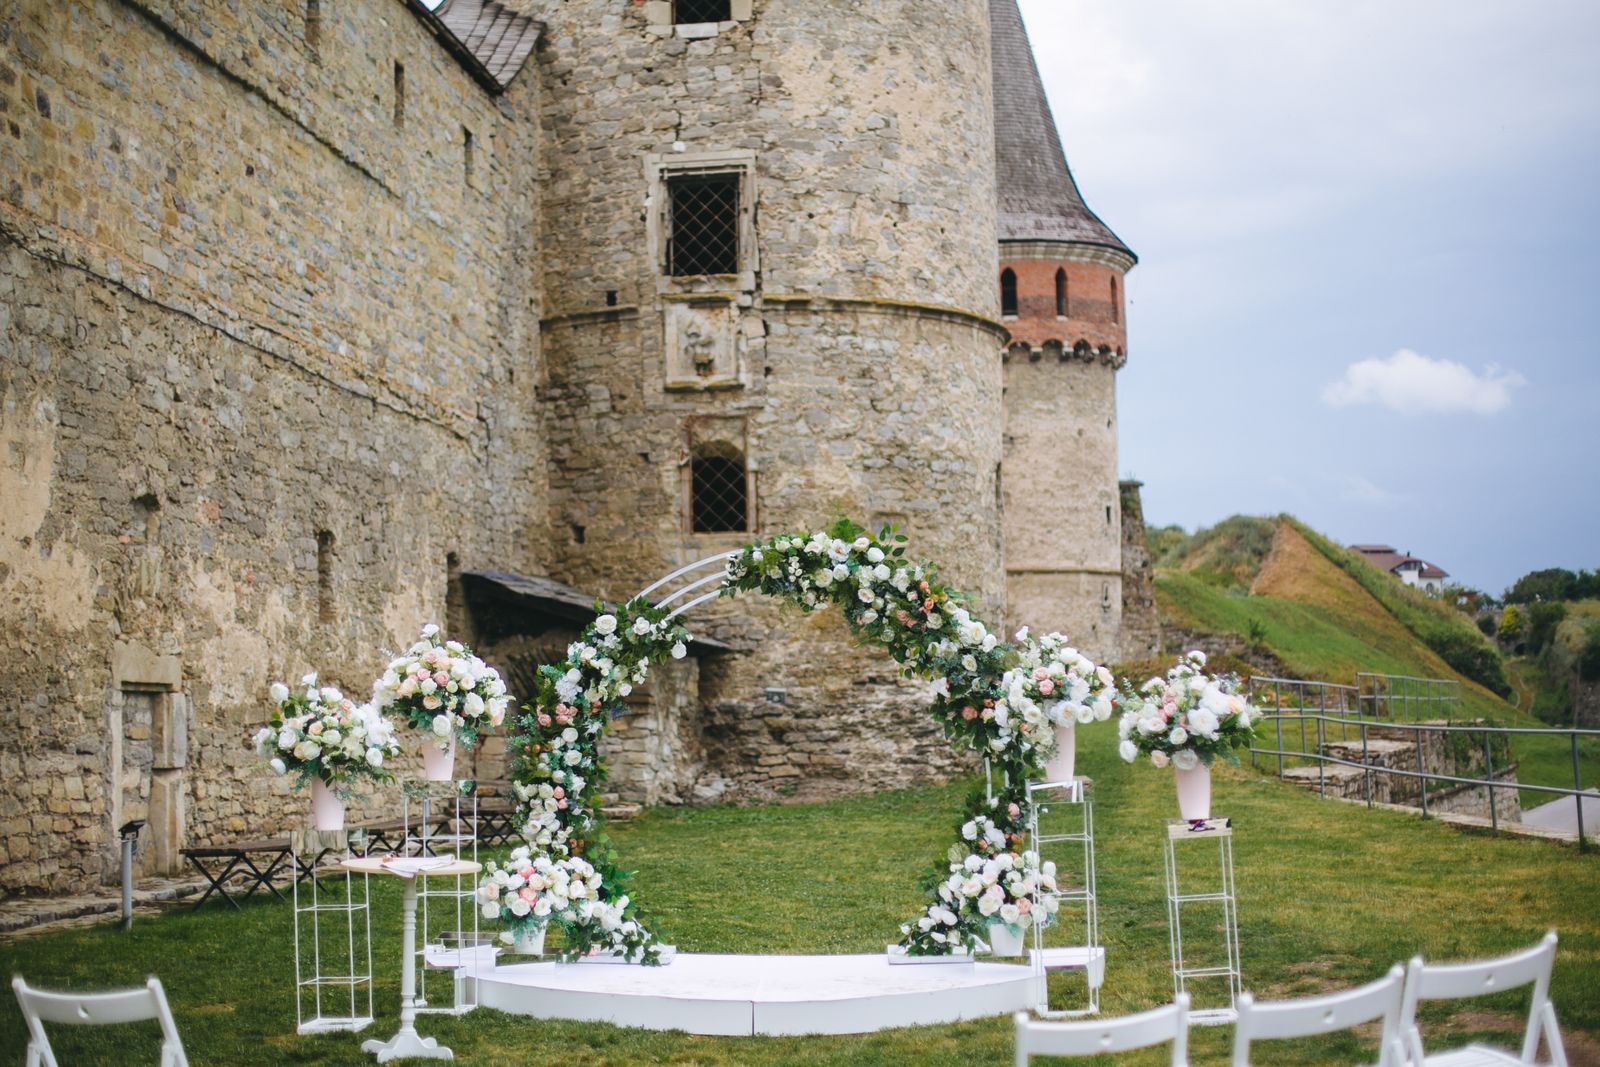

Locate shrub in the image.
[1581,620,1600,682]
[1498,605,1525,644]
[1476,614,1497,637]
[1526,602,1569,655]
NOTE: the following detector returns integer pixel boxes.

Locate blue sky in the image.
[1020,0,1600,595]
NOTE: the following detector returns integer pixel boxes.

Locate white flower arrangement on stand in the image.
[1116,651,1263,823]
[254,674,402,830]
[476,845,643,960]
[998,629,1117,782]
[372,624,511,781]
[901,819,1061,957]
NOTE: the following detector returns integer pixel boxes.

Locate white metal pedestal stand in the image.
[1024,776,1103,1017]
[402,780,484,1016]
[342,856,482,1063]
[291,830,373,1035]
[1162,817,1242,1025]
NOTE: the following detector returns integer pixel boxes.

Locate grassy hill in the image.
[1152,517,1595,796]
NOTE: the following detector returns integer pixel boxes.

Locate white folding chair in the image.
[1400,931,1567,1067]
[1013,994,1190,1067]
[1232,964,1407,1067]
[12,974,189,1067]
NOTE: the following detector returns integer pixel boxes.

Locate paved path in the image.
[1521,789,1600,835]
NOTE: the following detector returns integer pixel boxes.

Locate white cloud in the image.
[1321,349,1525,415]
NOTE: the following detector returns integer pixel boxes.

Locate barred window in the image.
[668,173,740,276]
[1000,268,1018,317]
[690,444,748,533]
[1055,268,1068,318]
[675,0,730,23]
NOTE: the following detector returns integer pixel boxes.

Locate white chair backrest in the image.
[12,975,189,1067]
[1232,965,1406,1067]
[1401,931,1565,1067]
[1014,994,1190,1067]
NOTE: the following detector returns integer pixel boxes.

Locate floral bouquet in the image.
[902,817,1060,956]
[998,628,1116,778]
[254,674,401,789]
[1115,651,1262,822]
[477,845,655,963]
[372,623,510,759]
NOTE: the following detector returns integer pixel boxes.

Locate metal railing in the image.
[1355,672,1461,721]
[1249,713,1599,841]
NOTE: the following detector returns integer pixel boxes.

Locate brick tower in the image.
[991,0,1138,661]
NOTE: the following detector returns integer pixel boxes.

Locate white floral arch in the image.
[478,520,1115,963]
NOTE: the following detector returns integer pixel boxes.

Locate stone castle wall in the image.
[0,0,543,891]
[533,0,1004,803]
[1119,480,1161,661]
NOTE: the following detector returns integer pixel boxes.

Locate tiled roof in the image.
[1354,546,1449,581]
[409,0,540,93]
[989,0,1134,259]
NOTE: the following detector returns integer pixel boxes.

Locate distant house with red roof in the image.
[1351,544,1451,595]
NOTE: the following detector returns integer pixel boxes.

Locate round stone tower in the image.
[533,0,1005,800]
[991,0,1137,662]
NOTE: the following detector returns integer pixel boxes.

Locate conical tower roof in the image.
[990,0,1135,260]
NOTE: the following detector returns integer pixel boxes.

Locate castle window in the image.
[689,442,748,533]
[1000,268,1018,317]
[1055,268,1068,318]
[316,529,335,625]
[305,0,322,51]
[674,0,730,22]
[667,173,740,276]
[1110,276,1119,324]
[392,62,405,128]
[463,126,475,184]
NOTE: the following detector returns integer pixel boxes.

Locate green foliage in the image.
[1526,602,1569,655]
[1499,605,1525,644]
[1506,567,1578,604]
[1581,620,1600,682]
[1147,523,1192,566]
[1476,614,1497,637]
[1246,616,1268,650]
[1290,521,1512,697]
[1166,515,1277,592]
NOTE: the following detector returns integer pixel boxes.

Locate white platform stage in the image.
[470,953,1037,1036]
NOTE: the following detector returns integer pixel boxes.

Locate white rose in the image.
[268,682,289,704]
[671,641,687,659]
[366,747,384,767]
[432,714,452,736]
[564,749,582,766]
[999,903,1021,926]
[278,729,296,751]
[866,546,884,563]
[1172,748,1200,771]
[464,692,485,718]
[1169,726,1189,746]
[1118,739,1138,763]
[632,616,653,636]
[269,757,287,775]
[832,563,849,581]
[300,672,318,686]
[595,615,617,636]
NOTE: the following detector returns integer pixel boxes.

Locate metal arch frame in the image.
[632,551,742,623]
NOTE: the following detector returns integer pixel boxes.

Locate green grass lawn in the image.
[3,742,1597,1065]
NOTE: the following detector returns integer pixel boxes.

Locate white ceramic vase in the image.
[310,777,345,832]
[1175,761,1212,822]
[987,923,1025,957]
[422,734,457,782]
[1043,719,1076,782]
[513,926,547,955]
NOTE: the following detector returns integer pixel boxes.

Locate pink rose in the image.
[519,887,538,904]
[1037,679,1055,695]
[1033,667,1049,681]
[309,722,324,735]
[519,866,535,880]
[1007,803,1020,819]
[961,706,978,721]
[1017,898,1032,915]
[557,799,568,810]
[483,883,500,900]
[433,671,450,686]
[537,713,552,727]
[552,787,565,799]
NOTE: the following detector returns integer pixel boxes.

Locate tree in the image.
[1580,621,1600,682]
[1505,568,1577,604]
[1498,604,1525,645]
[1476,614,1497,638]
[1574,569,1600,601]
[1526,602,1569,655]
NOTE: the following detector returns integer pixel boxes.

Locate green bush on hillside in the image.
[1291,519,1513,698]
[1582,620,1600,682]
[1526,602,1569,655]
[1476,614,1497,637]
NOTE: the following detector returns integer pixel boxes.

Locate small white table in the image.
[341,856,482,1062]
